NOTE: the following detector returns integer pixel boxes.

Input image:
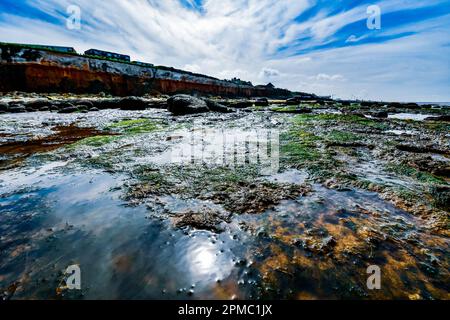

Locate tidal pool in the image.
[0,108,448,300]
[388,113,433,121]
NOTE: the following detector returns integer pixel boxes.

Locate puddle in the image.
[231,185,449,299]
[0,125,111,170]
[264,169,308,184]
[385,129,416,136]
[388,113,433,121]
[431,153,450,162]
[142,126,279,175]
[1,162,448,299]
[0,166,240,299]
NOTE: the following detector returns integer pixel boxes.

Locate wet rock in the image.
[22,99,51,111]
[0,282,19,300]
[172,207,231,233]
[203,182,311,214]
[425,115,450,122]
[0,102,9,112]
[286,98,299,105]
[372,111,388,118]
[325,141,373,149]
[294,235,337,254]
[429,185,450,210]
[255,98,269,107]
[229,100,254,109]
[90,98,120,110]
[58,105,78,114]
[70,99,94,109]
[118,97,150,110]
[293,108,312,114]
[9,104,26,113]
[404,102,420,109]
[167,95,209,115]
[324,179,352,191]
[89,107,99,112]
[76,105,89,112]
[387,102,402,109]
[204,99,234,113]
[396,144,447,155]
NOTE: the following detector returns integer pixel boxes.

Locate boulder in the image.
[0,102,9,112]
[286,98,299,105]
[228,100,254,109]
[91,98,121,110]
[404,103,420,109]
[9,104,26,113]
[372,111,388,118]
[76,105,89,112]
[118,97,149,110]
[23,99,51,110]
[70,100,94,108]
[255,98,269,107]
[204,99,234,113]
[425,115,450,122]
[387,102,402,109]
[58,106,79,114]
[167,95,209,115]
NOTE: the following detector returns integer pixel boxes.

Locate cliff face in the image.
[0,45,291,98]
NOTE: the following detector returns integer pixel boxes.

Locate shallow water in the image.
[1,163,448,299]
[388,113,433,121]
[0,110,448,300]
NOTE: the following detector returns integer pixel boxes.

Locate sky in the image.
[0,0,449,102]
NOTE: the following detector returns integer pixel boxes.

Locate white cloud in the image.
[313,74,346,81]
[345,35,366,43]
[260,67,280,79]
[0,0,448,101]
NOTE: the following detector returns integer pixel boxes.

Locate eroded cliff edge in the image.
[0,43,291,98]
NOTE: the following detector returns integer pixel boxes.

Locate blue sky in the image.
[0,0,449,101]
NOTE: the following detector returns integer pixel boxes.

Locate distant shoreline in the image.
[417,102,450,107]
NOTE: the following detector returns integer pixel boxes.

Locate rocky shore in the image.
[0,91,448,300]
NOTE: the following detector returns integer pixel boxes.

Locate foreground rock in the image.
[167,95,209,115]
[425,115,450,122]
[171,207,232,233]
[167,95,234,115]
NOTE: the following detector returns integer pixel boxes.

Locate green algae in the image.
[326,130,361,143]
[292,113,387,129]
[108,119,164,134]
[71,135,120,147]
[386,164,447,185]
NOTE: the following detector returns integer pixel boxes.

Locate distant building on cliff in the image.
[84,49,130,62]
